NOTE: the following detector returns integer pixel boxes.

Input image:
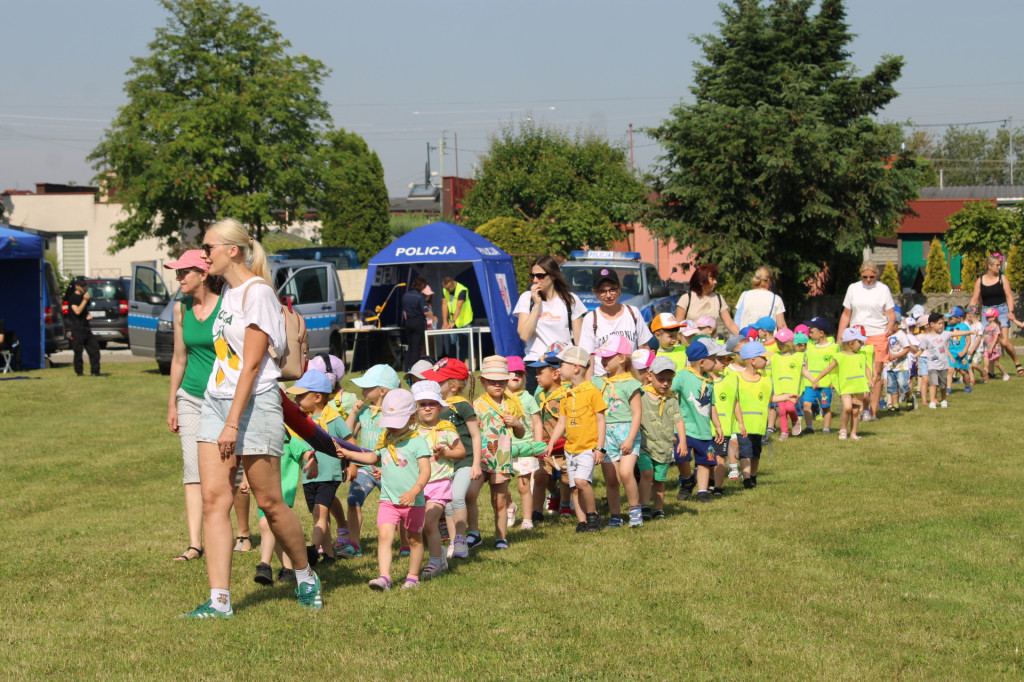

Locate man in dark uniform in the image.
[66,276,101,376]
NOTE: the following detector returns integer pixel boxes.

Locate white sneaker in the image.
[940,400,948,408]
[727,468,739,481]
[506,502,517,527]
[791,421,802,437]
[928,402,937,409]
[1004,374,1011,381]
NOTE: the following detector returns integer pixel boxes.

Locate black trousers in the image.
[70,328,100,375]
[404,319,427,371]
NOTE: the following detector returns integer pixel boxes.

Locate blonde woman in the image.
[182,219,321,618]
[734,266,787,329]
[968,255,1022,374]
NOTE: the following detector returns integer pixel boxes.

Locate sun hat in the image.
[685,341,710,362]
[306,353,345,385]
[407,358,435,381]
[557,345,591,367]
[411,380,449,408]
[724,334,747,353]
[739,341,767,360]
[594,334,633,358]
[480,355,512,380]
[285,369,333,395]
[739,325,759,340]
[793,332,809,345]
[841,327,867,342]
[916,314,930,327]
[506,356,526,373]
[422,357,470,382]
[803,317,831,334]
[632,348,656,369]
[909,304,926,318]
[380,389,418,428]
[164,249,210,272]
[752,316,777,332]
[793,323,810,334]
[985,307,999,318]
[774,328,795,344]
[650,313,683,333]
[695,315,716,329]
[649,356,677,375]
[592,268,620,289]
[352,363,401,390]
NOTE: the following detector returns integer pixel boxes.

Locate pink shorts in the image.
[377,500,426,533]
[866,334,889,364]
[423,479,452,506]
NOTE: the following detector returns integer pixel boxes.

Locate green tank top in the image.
[771,351,805,395]
[806,342,838,388]
[736,373,772,436]
[181,295,222,398]
[835,350,869,395]
[714,370,740,436]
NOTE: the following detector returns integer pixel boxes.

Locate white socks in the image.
[210,589,231,613]
[294,564,316,586]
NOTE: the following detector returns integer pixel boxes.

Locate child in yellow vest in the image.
[770,329,805,440]
[735,342,798,488]
[801,317,837,435]
[812,328,873,441]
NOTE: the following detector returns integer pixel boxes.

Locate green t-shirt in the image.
[355,405,384,472]
[673,368,715,441]
[180,296,222,398]
[439,398,477,470]
[302,413,351,483]
[639,390,682,463]
[378,433,432,506]
[279,432,307,509]
[591,374,642,425]
[512,390,541,443]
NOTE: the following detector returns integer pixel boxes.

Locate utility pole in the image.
[439,131,447,182]
[628,123,635,169]
[1010,116,1015,185]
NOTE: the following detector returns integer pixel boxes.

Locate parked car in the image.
[136,259,347,375]
[559,251,676,321]
[62,277,132,348]
[43,260,68,353]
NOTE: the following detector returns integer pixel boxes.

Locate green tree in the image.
[1006,245,1024,293]
[945,201,1024,260]
[647,0,920,298]
[959,253,983,293]
[928,125,1024,186]
[474,217,545,293]
[922,238,951,294]
[316,128,390,267]
[880,260,901,295]
[462,118,647,254]
[88,0,332,250]
[260,229,312,254]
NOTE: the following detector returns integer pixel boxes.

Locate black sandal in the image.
[174,546,204,562]
[233,535,252,553]
[1016,363,1023,376]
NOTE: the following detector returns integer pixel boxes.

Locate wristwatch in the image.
[595,447,607,454]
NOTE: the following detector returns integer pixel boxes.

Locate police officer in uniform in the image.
[66,276,101,376]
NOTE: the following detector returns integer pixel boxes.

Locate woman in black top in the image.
[402,277,430,370]
[969,255,1021,374]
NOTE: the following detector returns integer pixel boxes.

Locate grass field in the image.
[2,362,1023,680]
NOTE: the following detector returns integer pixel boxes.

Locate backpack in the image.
[241,279,309,381]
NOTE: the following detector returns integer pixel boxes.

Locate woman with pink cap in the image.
[578,268,655,378]
[165,249,225,562]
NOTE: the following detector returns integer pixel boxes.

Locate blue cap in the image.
[528,351,562,369]
[685,341,710,362]
[894,305,903,316]
[352,363,401,390]
[286,369,333,395]
[739,326,758,340]
[803,316,831,334]
[794,332,809,344]
[739,341,767,360]
[752,316,777,332]
[949,306,965,318]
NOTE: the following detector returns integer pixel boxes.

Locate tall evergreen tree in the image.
[922,238,951,294]
[648,0,920,297]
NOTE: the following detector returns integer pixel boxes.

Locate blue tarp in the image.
[361,222,523,357]
[0,225,45,369]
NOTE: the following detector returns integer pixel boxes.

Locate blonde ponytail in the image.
[206,218,269,280]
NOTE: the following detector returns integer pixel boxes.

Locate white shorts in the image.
[565,450,595,487]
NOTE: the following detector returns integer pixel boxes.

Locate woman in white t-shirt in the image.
[734,266,787,329]
[182,219,321,619]
[578,268,654,377]
[513,256,587,393]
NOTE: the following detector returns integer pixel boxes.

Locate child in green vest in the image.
[812,328,872,441]
[735,341,798,488]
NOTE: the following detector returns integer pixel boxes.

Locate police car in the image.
[560,251,675,322]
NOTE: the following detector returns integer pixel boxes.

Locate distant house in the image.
[897,186,1024,291]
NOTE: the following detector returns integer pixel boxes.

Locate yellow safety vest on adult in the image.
[443,281,474,328]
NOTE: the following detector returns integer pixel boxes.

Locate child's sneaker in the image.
[296,572,323,610]
[465,533,482,550]
[338,543,362,558]
[640,505,653,521]
[928,402,937,409]
[778,432,789,441]
[791,421,802,437]
[438,517,450,542]
[575,521,588,533]
[695,491,712,503]
[276,568,296,584]
[368,576,391,591]
[495,538,510,550]
[822,427,831,435]
[838,429,848,440]
[452,541,469,559]
[628,507,643,527]
[651,509,667,520]
[333,532,350,551]
[742,478,754,489]
[677,475,696,501]
[546,496,559,514]
[607,515,623,528]
[964,385,973,394]
[728,468,740,481]
[254,562,273,586]
[532,510,544,524]
[421,562,443,581]
[1004,374,1011,381]
[179,600,233,619]
[585,512,602,532]
[506,502,517,527]
[559,506,573,519]
[803,426,814,435]
[940,400,948,408]
[520,519,534,531]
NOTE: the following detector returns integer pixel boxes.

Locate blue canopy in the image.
[0,225,45,369]
[361,222,523,357]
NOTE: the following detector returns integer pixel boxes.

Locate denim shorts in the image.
[886,370,910,396]
[994,302,1010,328]
[197,389,284,458]
[347,468,380,507]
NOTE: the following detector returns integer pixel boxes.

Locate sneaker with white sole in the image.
[791,421,802,437]
[727,469,739,481]
[179,600,233,619]
[368,576,391,591]
[296,572,323,610]
[452,541,469,559]
[421,562,443,581]
[940,400,948,408]
[928,402,937,409]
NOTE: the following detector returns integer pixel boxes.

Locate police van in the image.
[559,251,676,321]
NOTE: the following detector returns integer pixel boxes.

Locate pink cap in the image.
[506,356,526,373]
[696,315,715,329]
[774,328,794,343]
[164,249,210,272]
[793,324,809,334]
[680,320,701,337]
[916,314,930,326]
[594,334,633,358]
[380,389,418,429]
[423,285,434,297]
[632,348,655,369]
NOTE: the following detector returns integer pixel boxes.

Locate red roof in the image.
[897,198,995,235]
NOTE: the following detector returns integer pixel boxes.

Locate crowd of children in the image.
[245,301,1010,592]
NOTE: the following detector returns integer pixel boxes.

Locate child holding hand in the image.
[507,357,547,530]
[813,328,872,440]
[736,341,798,485]
[638,356,686,521]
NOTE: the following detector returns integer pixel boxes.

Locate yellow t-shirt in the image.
[560,381,607,454]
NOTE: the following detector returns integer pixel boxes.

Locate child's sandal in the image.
[838,430,848,440]
[233,536,251,552]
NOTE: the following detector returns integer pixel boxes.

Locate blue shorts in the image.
[347,468,380,507]
[197,389,284,458]
[686,436,720,468]
[994,302,1011,328]
[800,386,832,410]
[672,433,692,464]
[886,370,910,396]
[737,434,763,460]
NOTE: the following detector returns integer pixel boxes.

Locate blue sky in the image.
[2,0,1022,198]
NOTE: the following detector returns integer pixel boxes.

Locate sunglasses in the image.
[201,243,230,256]
[175,268,200,279]
[861,274,876,280]
[531,272,549,280]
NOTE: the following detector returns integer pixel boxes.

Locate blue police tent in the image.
[0,225,45,369]
[361,222,523,357]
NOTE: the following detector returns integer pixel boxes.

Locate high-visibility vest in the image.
[443,281,473,328]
